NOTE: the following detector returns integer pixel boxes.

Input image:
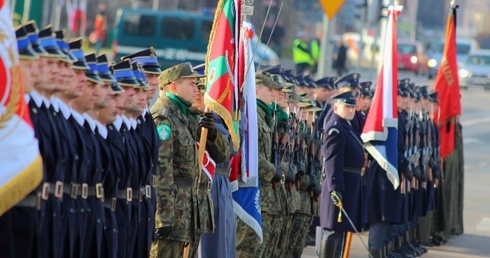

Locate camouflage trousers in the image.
[150,239,186,258]
[236,219,261,258]
[258,213,285,258]
[286,212,313,258]
[272,214,293,258]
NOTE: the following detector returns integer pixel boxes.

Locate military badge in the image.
[157,124,172,141]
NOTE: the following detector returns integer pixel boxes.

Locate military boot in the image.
[320,239,337,258]
[369,248,384,258]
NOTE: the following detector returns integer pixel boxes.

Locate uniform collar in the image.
[130,118,137,130]
[29,90,44,107]
[113,115,123,131]
[24,93,30,104]
[42,96,50,108]
[83,113,97,132]
[122,115,132,129]
[58,99,72,119]
[141,107,149,120]
[95,120,108,139]
[50,96,60,112]
[71,110,85,126]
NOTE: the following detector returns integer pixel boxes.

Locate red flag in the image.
[434,6,461,158]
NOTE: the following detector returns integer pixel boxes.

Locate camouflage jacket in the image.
[151,95,199,242]
[257,104,281,214]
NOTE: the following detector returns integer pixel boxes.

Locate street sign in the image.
[318,0,345,20]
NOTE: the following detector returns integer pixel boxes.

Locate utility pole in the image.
[356,0,368,71]
[317,15,335,78]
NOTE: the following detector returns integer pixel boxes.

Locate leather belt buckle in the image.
[152,175,156,187]
[281,174,285,185]
[138,189,143,202]
[81,183,88,199]
[41,183,50,200]
[207,181,211,191]
[126,187,133,202]
[145,185,151,199]
[95,183,104,200]
[70,184,79,199]
[54,181,64,199]
[110,198,117,212]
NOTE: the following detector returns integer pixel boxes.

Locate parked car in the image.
[112,8,278,69]
[458,50,490,90]
[397,40,428,75]
[427,38,479,79]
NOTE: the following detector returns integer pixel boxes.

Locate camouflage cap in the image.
[255,72,284,90]
[158,62,204,85]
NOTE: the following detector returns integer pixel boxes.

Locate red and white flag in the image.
[0,0,43,216]
[361,5,402,189]
[196,142,216,182]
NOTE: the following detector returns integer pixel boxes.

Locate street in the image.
[302,70,490,257]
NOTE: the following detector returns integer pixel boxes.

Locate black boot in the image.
[370,248,384,258]
[320,239,337,258]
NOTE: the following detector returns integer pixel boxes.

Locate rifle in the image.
[271,103,280,190]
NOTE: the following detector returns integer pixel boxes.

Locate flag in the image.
[196,142,216,182]
[231,21,262,243]
[0,0,43,216]
[434,5,461,159]
[361,5,401,189]
[204,0,241,151]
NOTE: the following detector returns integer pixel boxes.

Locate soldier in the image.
[95,54,124,258]
[111,60,142,258]
[70,52,105,258]
[366,79,411,258]
[120,61,149,257]
[322,73,363,136]
[150,62,204,258]
[319,90,365,258]
[188,68,231,257]
[416,86,440,247]
[36,25,71,258]
[236,72,284,257]
[123,48,162,255]
[315,77,336,132]
[358,81,373,116]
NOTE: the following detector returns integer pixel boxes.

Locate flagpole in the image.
[242,0,274,84]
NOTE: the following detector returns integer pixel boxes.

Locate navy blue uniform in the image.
[319,113,365,232]
[107,118,132,258]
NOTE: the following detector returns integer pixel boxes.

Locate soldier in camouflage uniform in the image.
[187,75,231,258]
[149,62,204,258]
[236,72,284,258]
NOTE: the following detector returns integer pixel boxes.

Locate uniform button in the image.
[70,208,75,213]
[32,108,37,114]
[80,209,85,213]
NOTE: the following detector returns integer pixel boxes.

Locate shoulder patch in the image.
[328,127,340,135]
[157,124,172,141]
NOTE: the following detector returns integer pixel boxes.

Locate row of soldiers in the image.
[3,21,164,258]
[233,64,447,258]
[3,20,450,258]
